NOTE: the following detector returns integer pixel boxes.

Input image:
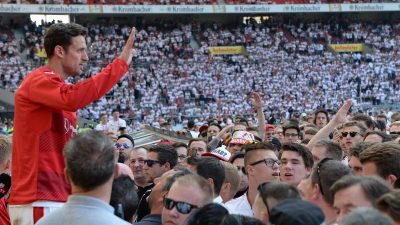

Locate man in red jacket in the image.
[9,23,137,225]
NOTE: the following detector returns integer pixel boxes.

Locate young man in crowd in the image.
[279,143,313,187]
[298,160,351,225]
[225,142,280,216]
[360,142,400,187]
[331,175,391,224]
[161,174,213,225]
[137,144,178,221]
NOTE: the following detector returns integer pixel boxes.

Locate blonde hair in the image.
[221,161,240,199]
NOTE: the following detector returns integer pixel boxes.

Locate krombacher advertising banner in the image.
[330,44,364,52]
[209,46,245,55]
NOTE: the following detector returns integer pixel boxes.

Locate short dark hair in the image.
[349,142,375,158]
[148,144,178,169]
[230,151,245,164]
[311,160,351,205]
[283,123,300,137]
[186,203,264,225]
[187,138,208,157]
[352,114,375,130]
[243,142,276,166]
[208,122,222,132]
[196,157,225,195]
[313,109,330,125]
[341,208,395,225]
[313,140,343,161]
[375,120,386,132]
[376,190,400,223]
[64,130,115,191]
[359,142,400,180]
[188,138,207,148]
[44,23,88,58]
[110,175,138,222]
[258,181,300,203]
[331,176,391,207]
[364,131,392,143]
[187,120,195,129]
[377,114,387,122]
[391,112,400,123]
[186,203,228,225]
[304,127,318,136]
[172,142,188,149]
[279,143,314,169]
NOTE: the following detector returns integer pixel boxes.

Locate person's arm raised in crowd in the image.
[307,99,352,149]
[252,92,266,141]
[28,27,137,112]
[208,124,234,150]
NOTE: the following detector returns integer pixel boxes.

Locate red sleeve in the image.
[28,58,129,112]
[0,199,10,225]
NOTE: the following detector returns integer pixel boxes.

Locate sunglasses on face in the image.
[163,197,198,214]
[144,159,162,167]
[341,131,359,138]
[250,158,281,168]
[390,131,400,135]
[115,143,131,149]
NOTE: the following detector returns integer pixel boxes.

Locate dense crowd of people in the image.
[1,19,400,131]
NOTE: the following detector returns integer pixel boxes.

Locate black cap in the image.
[117,134,134,147]
[269,199,325,225]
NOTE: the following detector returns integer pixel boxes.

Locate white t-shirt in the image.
[107,118,127,134]
[224,193,253,217]
[95,124,109,132]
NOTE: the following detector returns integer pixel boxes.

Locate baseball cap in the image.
[230,131,255,145]
[157,139,174,145]
[198,124,208,134]
[269,199,326,225]
[265,124,275,131]
[202,146,231,161]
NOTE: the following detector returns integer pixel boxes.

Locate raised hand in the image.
[119,27,137,65]
[251,92,263,109]
[333,99,352,125]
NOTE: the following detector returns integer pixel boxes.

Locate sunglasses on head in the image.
[163,197,198,214]
[316,158,333,196]
[144,159,162,167]
[115,143,131,149]
[341,131,359,138]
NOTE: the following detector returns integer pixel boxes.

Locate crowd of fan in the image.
[0,20,400,130]
[3,98,400,225]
